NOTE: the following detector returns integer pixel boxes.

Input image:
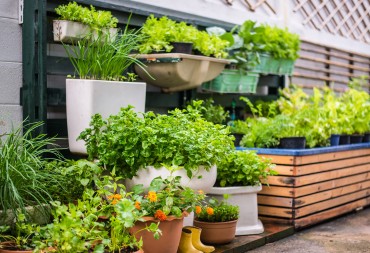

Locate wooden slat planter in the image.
[240,143,370,229]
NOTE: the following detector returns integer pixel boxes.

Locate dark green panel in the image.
[22,0,48,134]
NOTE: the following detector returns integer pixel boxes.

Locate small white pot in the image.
[125,165,217,193]
[66,79,146,154]
[53,20,90,42]
[208,185,264,235]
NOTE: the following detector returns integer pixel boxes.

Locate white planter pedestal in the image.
[66,79,146,154]
[125,165,217,193]
[208,185,264,235]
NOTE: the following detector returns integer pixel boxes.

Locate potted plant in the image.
[235,20,300,76]
[32,174,160,253]
[63,21,149,154]
[208,150,276,235]
[135,15,230,92]
[53,2,119,42]
[0,121,63,225]
[0,214,39,253]
[79,101,234,192]
[130,175,205,253]
[193,197,239,244]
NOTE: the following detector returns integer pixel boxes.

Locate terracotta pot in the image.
[0,241,33,253]
[130,216,184,253]
[193,219,237,244]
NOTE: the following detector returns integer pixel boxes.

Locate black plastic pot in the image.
[363,133,370,143]
[232,133,244,147]
[330,134,340,146]
[170,42,193,54]
[279,137,306,149]
[339,135,350,145]
[350,134,364,144]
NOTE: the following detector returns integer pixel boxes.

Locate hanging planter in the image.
[134,53,230,92]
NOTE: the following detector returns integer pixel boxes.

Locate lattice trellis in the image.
[294,0,370,43]
[223,0,277,15]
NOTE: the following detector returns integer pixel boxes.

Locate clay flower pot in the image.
[130,215,185,253]
[0,241,33,253]
[193,219,238,244]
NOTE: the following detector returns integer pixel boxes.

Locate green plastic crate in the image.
[278,59,295,75]
[202,69,259,94]
[248,53,280,74]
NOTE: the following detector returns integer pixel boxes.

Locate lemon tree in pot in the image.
[208,150,276,235]
[79,101,234,192]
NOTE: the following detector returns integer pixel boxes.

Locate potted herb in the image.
[0,214,39,253]
[63,21,149,154]
[79,101,234,192]
[135,15,230,92]
[235,20,300,75]
[193,197,239,244]
[0,121,62,225]
[53,2,119,42]
[208,150,276,235]
[33,175,160,253]
[130,175,205,253]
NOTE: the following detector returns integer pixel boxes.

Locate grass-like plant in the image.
[63,20,149,81]
[0,121,62,222]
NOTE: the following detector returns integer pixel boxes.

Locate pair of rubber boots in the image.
[177,226,215,253]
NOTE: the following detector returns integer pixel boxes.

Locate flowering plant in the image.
[195,196,239,222]
[131,175,206,221]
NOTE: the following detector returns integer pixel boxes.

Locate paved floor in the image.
[249,207,370,253]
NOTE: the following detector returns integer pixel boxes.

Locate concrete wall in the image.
[0,0,22,136]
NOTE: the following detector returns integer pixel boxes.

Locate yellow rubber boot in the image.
[178,228,202,253]
[184,226,215,253]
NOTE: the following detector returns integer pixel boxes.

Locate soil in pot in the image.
[350,134,364,144]
[279,137,306,149]
[339,135,350,145]
[193,219,237,245]
[330,134,340,146]
[170,42,193,54]
[363,133,370,143]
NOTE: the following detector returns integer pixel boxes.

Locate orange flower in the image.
[147,191,157,202]
[198,190,204,195]
[114,194,122,200]
[154,210,167,221]
[107,195,114,200]
[195,206,202,214]
[206,207,214,215]
[135,201,141,210]
[111,199,118,205]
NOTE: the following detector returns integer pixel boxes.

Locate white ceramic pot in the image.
[208,185,264,235]
[53,20,90,42]
[66,79,146,154]
[125,165,217,193]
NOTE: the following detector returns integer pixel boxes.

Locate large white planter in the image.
[66,79,146,154]
[125,165,217,193]
[208,185,264,235]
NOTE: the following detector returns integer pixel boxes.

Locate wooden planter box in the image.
[240,143,370,228]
